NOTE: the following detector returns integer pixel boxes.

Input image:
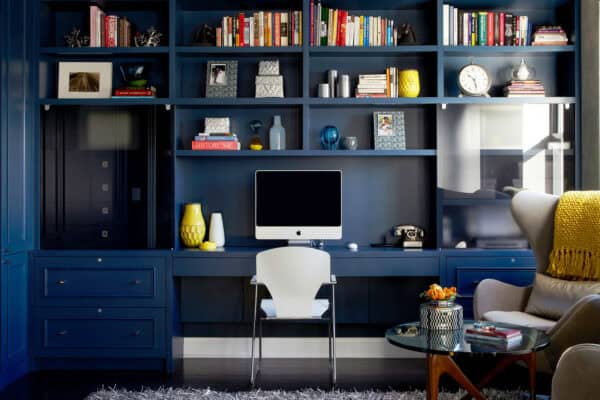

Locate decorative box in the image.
[255,75,284,98]
[204,117,230,134]
[258,60,280,76]
[419,300,463,331]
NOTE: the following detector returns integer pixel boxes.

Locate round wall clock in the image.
[457,63,492,97]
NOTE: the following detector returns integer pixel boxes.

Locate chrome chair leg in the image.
[332,285,337,387]
[259,318,263,364]
[250,285,258,386]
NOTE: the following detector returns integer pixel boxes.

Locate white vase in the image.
[208,213,225,247]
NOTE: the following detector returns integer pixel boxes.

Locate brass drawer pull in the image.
[57,330,68,336]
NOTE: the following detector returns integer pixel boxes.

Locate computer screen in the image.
[255,170,342,240]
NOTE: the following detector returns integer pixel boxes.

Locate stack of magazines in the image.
[465,324,522,350]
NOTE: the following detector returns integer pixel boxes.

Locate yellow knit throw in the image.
[547,191,600,280]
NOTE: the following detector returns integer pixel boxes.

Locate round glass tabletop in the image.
[386,320,550,356]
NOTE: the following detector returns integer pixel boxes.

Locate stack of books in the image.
[465,325,522,347]
[443,4,533,46]
[310,2,398,47]
[89,5,132,47]
[216,11,302,47]
[503,80,545,97]
[191,133,241,151]
[113,87,156,98]
[532,26,568,46]
[355,74,387,98]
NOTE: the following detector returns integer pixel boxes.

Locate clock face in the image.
[458,64,492,96]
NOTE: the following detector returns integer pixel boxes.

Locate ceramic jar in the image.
[180,203,206,247]
[208,212,225,247]
[398,69,421,98]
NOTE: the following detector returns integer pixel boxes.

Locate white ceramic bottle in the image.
[269,115,286,150]
[208,213,225,247]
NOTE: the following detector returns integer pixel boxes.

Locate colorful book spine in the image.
[239,13,245,46]
[486,12,494,46]
[478,12,487,46]
[310,1,314,46]
[192,141,240,151]
[274,13,281,46]
[499,12,505,45]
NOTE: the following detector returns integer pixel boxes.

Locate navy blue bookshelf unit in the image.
[0,0,581,387]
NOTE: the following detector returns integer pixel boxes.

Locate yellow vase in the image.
[398,69,421,98]
[180,203,206,247]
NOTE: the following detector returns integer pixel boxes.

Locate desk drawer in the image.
[457,269,535,297]
[33,308,165,358]
[33,256,165,307]
[332,257,439,277]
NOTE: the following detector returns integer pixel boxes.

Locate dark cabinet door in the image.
[1,0,32,253]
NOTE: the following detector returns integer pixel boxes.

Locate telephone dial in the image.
[393,225,425,248]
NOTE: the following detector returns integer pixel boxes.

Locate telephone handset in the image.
[393,225,425,248]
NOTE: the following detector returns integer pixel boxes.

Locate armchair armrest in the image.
[552,343,600,400]
[473,279,533,320]
[544,294,600,369]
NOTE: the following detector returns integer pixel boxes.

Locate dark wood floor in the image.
[0,358,552,400]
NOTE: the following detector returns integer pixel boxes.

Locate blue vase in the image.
[320,126,340,150]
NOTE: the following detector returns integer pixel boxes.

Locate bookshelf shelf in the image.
[439,96,576,105]
[443,45,575,55]
[40,47,169,55]
[309,45,438,55]
[175,46,304,54]
[175,149,437,157]
[38,98,171,106]
[174,98,304,106]
[309,97,439,106]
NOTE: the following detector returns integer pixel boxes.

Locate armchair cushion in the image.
[525,273,600,320]
[482,311,556,332]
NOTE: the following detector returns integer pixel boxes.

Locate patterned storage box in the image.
[419,301,463,331]
[255,75,284,98]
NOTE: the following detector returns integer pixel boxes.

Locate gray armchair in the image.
[473,191,600,373]
[552,344,600,400]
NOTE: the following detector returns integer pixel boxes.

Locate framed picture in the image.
[58,62,112,98]
[373,111,406,150]
[206,60,238,98]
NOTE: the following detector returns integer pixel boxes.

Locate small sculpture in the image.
[120,64,149,88]
[249,120,264,151]
[134,26,163,47]
[64,27,90,48]
[398,24,417,45]
[193,24,216,46]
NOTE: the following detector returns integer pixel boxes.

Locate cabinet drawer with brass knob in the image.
[33,256,165,307]
[33,308,165,358]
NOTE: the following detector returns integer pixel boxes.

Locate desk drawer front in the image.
[33,256,165,306]
[34,308,165,357]
[457,269,535,297]
[332,257,439,277]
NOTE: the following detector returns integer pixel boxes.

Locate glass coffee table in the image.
[386,320,550,400]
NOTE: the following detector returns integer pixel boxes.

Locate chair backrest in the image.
[256,246,331,319]
[511,191,560,273]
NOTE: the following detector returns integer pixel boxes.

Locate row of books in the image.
[355,68,403,98]
[443,4,534,46]
[503,80,545,97]
[216,11,302,48]
[89,5,133,47]
[191,133,241,151]
[309,2,398,47]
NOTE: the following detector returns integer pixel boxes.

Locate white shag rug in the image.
[85,388,529,400]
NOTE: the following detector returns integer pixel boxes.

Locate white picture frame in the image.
[58,62,112,99]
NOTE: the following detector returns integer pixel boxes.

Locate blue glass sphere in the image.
[320,125,340,150]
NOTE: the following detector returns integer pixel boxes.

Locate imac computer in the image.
[255,170,342,242]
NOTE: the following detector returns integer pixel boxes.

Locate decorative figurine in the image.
[64,27,90,48]
[192,24,216,46]
[512,58,536,81]
[398,24,417,45]
[249,120,264,150]
[120,64,149,88]
[134,26,163,47]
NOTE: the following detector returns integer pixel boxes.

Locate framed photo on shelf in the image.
[373,111,406,150]
[58,62,112,99]
[206,60,238,98]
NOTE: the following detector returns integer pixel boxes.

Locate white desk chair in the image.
[250,246,337,387]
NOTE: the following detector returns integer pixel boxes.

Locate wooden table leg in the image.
[427,354,485,400]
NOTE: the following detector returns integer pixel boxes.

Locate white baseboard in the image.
[178,337,423,359]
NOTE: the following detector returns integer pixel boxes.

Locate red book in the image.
[192,141,239,151]
[466,326,521,339]
[114,89,154,96]
[338,10,347,46]
[274,12,281,46]
[309,1,314,46]
[104,16,110,47]
[239,13,245,47]
[499,13,505,45]
[487,12,494,46]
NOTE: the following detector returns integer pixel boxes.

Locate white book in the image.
[258,11,265,47]
[222,17,227,47]
[354,17,360,46]
[453,7,458,46]
[359,74,387,80]
[443,4,450,45]
[377,16,381,46]
[346,15,351,46]
[370,16,375,46]
[281,13,289,46]
[248,17,254,47]
[315,3,321,46]
[97,8,104,47]
[463,12,469,46]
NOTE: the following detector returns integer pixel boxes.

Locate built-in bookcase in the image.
[37,0,580,251]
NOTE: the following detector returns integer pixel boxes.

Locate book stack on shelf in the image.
[216,11,302,47]
[89,5,133,47]
[113,87,157,98]
[192,133,241,151]
[503,80,545,97]
[355,68,404,98]
[532,26,569,46]
[465,324,523,350]
[310,1,398,47]
[443,4,534,46]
